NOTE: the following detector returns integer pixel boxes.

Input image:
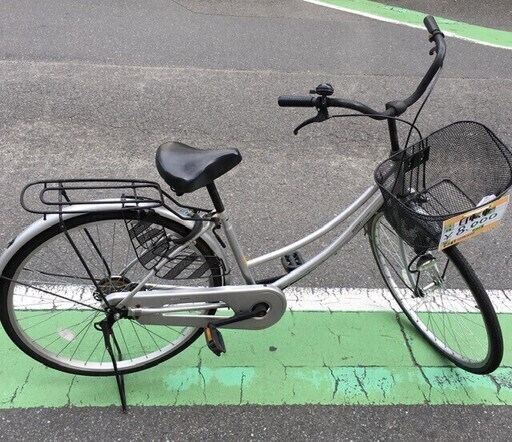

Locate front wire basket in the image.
[375,121,512,251]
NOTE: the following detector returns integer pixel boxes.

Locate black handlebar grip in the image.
[278,96,315,107]
[423,15,440,34]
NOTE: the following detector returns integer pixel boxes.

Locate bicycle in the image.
[1,16,511,411]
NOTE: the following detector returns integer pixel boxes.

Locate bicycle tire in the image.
[368,211,503,374]
[0,210,224,376]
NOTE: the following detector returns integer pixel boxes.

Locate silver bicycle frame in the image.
[102,184,384,329]
[225,184,383,288]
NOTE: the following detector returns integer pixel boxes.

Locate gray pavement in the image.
[1,0,512,439]
[1,0,511,289]
[1,405,511,441]
[0,61,511,290]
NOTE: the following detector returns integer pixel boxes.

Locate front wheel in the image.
[0,210,225,376]
[369,211,503,374]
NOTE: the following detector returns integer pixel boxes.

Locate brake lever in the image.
[293,107,329,135]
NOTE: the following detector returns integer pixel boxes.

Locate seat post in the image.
[208,182,256,285]
[206,182,225,213]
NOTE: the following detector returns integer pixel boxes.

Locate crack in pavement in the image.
[326,365,340,401]
[66,375,76,407]
[9,368,34,406]
[354,367,370,402]
[395,312,433,403]
[488,374,507,406]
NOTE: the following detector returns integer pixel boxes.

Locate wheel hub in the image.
[97,275,133,294]
[94,276,133,301]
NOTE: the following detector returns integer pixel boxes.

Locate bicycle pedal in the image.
[281,251,305,272]
[205,323,226,357]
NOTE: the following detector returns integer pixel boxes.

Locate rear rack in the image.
[20,179,212,219]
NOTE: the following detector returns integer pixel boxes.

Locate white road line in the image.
[304,0,427,31]
[12,285,512,313]
[303,0,512,50]
[284,287,512,313]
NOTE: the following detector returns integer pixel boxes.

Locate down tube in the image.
[274,192,384,289]
[247,185,379,268]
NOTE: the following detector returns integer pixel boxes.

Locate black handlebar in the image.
[278,96,316,107]
[278,95,389,119]
[423,15,440,34]
[278,15,446,120]
[403,16,445,108]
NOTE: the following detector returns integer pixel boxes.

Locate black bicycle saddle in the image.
[156,141,242,195]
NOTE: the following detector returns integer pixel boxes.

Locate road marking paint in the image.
[13,285,512,313]
[7,284,512,408]
[1,311,512,408]
[286,287,512,313]
[304,0,512,49]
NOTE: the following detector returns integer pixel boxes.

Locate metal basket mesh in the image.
[125,215,220,280]
[374,121,512,251]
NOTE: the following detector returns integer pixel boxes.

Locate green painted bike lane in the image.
[2,311,512,408]
[305,0,512,48]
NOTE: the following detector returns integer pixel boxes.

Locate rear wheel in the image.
[369,211,503,374]
[0,211,224,376]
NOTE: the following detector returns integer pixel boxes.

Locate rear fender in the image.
[0,203,231,283]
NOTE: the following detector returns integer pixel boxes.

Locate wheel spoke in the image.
[370,212,500,373]
[2,212,223,375]
[8,278,102,311]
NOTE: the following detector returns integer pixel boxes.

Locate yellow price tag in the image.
[438,195,509,250]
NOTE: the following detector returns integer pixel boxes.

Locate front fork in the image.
[408,252,445,297]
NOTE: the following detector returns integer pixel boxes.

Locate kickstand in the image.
[95,316,127,412]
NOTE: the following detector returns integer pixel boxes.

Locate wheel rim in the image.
[4,215,220,374]
[371,213,492,367]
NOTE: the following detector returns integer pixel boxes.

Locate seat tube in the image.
[206,182,254,283]
[217,211,256,284]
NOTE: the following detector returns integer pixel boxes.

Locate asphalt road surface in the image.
[0,0,511,439]
[380,0,512,31]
